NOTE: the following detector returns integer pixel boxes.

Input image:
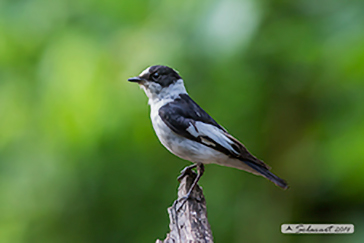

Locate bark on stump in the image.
[156,169,213,243]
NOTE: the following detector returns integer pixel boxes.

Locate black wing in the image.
[158,93,225,135]
[158,94,288,189]
[159,94,263,164]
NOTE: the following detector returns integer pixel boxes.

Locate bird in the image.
[128,65,288,201]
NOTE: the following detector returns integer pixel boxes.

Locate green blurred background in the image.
[1,0,364,242]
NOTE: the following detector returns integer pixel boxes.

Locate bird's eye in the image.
[151,72,160,81]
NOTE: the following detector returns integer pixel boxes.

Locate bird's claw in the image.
[173,192,203,212]
[177,164,197,181]
[173,196,189,212]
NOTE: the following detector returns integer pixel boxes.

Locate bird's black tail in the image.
[244,160,288,190]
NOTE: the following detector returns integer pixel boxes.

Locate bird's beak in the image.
[128,76,144,83]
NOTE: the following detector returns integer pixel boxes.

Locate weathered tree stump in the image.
[156,169,213,243]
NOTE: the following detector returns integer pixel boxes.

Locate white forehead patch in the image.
[139,66,151,77]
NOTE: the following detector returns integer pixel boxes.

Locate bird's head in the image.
[128,65,186,101]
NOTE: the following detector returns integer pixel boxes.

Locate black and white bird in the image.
[128,65,288,199]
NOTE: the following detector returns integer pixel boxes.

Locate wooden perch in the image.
[156,169,214,243]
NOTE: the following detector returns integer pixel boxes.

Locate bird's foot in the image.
[175,195,189,212]
[173,191,202,212]
[174,163,204,211]
[177,164,197,181]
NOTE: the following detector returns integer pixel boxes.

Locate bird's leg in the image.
[185,163,204,198]
[176,163,205,211]
[177,163,197,181]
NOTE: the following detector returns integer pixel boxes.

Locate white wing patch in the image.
[186,122,199,137]
[200,137,216,147]
[186,121,240,155]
